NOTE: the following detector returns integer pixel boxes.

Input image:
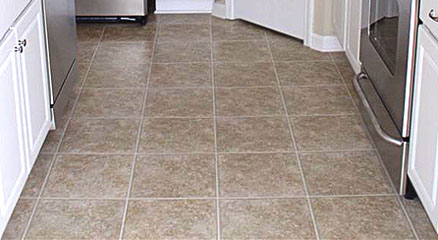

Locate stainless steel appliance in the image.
[42,0,78,122]
[354,0,419,194]
[75,0,148,24]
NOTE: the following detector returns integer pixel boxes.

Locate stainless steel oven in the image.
[354,0,419,194]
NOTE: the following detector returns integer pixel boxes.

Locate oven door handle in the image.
[353,73,404,146]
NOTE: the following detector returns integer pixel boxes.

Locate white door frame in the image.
[225,0,314,45]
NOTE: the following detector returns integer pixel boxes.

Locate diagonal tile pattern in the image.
[3,14,436,240]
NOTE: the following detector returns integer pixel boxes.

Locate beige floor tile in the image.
[131,154,215,198]
[300,151,393,195]
[154,41,211,63]
[265,29,298,42]
[211,18,265,41]
[215,87,284,116]
[158,24,210,42]
[43,154,132,198]
[139,118,214,153]
[159,14,211,25]
[26,200,124,239]
[21,154,54,197]
[291,115,373,151]
[149,63,211,88]
[144,88,213,117]
[312,197,415,239]
[40,117,69,153]
[275,61,343,86]
[214,62,277,87]
[84,63,149,88]
[94,42,153,65]
[74,89,145,118]
[59,118,139,153]
[2,198,36,240]
[216,117,293,152]
[218,153,305,197]
[221,199,316,239]
[213,40,271,62]
[330,51,349,62]
[270,39,331,61]
[102,24,156,42]
[78,63,89,82]
[77,42,98,65]
[76,24,105,42]
[282,86,356,115]
[123,200,216,239]
[401,198,438,240]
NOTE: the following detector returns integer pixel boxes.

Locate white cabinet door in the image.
[333,0,346,48]
[12,0,52,169]
[0,29,28,235]
[408,25,438,232]
[345,0,362,73]
[233,0,305,39]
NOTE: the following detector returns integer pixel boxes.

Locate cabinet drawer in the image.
[0,0,32,41]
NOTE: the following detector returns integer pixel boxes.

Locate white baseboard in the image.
[308,33,343,52]
[212,2,226,18]
[345,48,361,73]
[156,0,214,14]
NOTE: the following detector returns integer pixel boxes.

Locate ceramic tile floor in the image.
[3,14,438,240]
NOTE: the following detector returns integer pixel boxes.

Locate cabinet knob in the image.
[429,9,438,22]
[15,46,23,53]
[19,39,27,47]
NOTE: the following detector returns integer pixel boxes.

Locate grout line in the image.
[20,24,106,240]
[149,59,334,65]
[330,53,420,240]
[22,24,105,239]
[264,31,321,240]
[52,148,378,156]
[117,21,160,240]
[209,15,222,240]
[19,193,398,201]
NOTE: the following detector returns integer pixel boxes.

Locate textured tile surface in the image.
[84,63,150,88]
[123,200,216,239]
[60,118,139,153]
[2,199,36,239]
[144,88,213,117]
[154,41,211,63]
[9,15,431,239]
[213,40,271,62]
[215,87,284,116]
[149,63,211,88]
[217,117,293,152]
[282,86,356,115]
[139,118,215,153]
[292,115,373,151]
[214,62,277,87]
[219,153,304,197]
[221,199,316,239]
[132,154,215,197]
[43,154,132,198]
[26,200,125,239]
[74,88,145,118]
[300,151,392,195]
[21,154,54,197]
[312,197,415,239]
[275,61,343,86]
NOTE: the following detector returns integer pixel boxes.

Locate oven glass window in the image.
[369,0,399,74]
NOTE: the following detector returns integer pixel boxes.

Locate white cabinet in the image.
[0,30,28,235]
[408,25,438,233]
[11,0,52,168]
[0,0,51,235]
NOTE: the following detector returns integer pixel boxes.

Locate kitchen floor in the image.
[3,14,438,239]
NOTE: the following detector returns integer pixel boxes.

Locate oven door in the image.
[360,0,412,135]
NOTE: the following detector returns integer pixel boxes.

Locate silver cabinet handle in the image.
[14,46,23,53]
[353,73,404,146]
[19,39,27,47]
[429,9,438,22]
